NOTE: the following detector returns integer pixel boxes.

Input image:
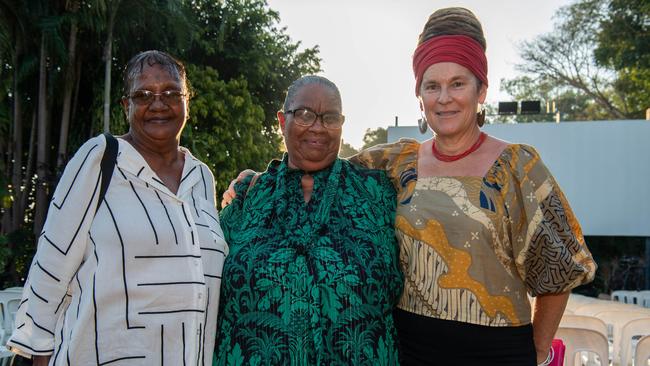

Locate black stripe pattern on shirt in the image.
[199,166,207,200]
[126,176,158,245]
[180,166,197,184]
[104,200,145,330]
[36,261,61,282]
[52,144,99,209]
[44,172,101,255]
[155,191,178,245]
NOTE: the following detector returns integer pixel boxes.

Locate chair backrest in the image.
[595,311,650,364]
[5,298,21,330]
[2,287,23,293]
[565,294,599,312]
[612,290,635,304]
[559,315,608,338]
[555,327,609,366]
[635,335,650,366]
[0,290,23,340]
[574,302,646,316]
[619,318,650,366]
[639,293,650,308]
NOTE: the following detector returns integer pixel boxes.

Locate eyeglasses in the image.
[127,90,186,106]
[284,108,345,129]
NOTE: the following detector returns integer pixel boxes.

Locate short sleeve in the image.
[8,135,106,356]
[505,145,596,296]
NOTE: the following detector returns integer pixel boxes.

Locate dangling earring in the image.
[418,112,428,134]
[477,104,486,127]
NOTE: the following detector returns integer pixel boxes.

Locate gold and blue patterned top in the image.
[352,139,596,327]
[215,155,403,365]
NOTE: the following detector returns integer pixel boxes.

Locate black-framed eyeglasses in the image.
[285,108,345,129]
[127,90,186,106]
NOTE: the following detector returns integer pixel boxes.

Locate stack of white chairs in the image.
[0,287,22,366]
[593,310,650,365]
[558,314,609,365]
[555,328,609,365]
[612,290,650,308]
[557,293,650,365]
[617,318,650,366]
[612,290,638,305]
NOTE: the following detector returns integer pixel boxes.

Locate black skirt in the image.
[394,308,536,366]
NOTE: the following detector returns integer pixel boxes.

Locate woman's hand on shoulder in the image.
[220,169,257,209]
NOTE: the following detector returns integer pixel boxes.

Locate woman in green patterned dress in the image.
[214,75,403,365]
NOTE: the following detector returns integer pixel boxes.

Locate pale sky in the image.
[266,0,573,148]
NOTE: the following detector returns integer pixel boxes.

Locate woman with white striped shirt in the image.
[8,50,227,365]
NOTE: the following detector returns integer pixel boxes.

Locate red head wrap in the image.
[412,35,488,96]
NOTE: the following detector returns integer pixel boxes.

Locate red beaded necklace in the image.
[432,132,487,162]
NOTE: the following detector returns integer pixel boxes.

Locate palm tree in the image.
[0,0,42,235]
[56,0,81,170]
[98,0,190,133]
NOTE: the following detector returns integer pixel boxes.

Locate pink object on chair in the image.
[548,339,566,366]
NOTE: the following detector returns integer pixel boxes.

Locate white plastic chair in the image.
[595,310,650,365]
[0,346,14,366]
[612,290,637,304]
[575,301,646,316]
[618,318,650,366]
[555,327,609,366]
[4,298,20,332]
[1,287,23,294]
[0,290,23,347]
[566,293,600,313]
[560,315,608,338]
[638,292,650,308]
[559,315,609,365]
[635,335,650,366]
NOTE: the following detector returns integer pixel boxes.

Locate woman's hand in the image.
[32,355,51,366]
[220,169,257,208]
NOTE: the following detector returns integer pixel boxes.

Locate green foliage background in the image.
[492,0,650,123]
[0,0,320,286]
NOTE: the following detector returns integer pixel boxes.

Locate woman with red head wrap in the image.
[352,7,596,366]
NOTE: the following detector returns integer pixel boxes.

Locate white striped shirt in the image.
[8,135,228,365]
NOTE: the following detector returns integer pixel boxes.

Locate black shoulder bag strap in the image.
[96,133,118,216]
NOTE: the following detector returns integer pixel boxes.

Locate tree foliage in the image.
[595,0,650,70]
[339,141,359,158]
[503,0,649,120]
[0,0,321,287]
[361,127,387,150]
[594,0,650,115]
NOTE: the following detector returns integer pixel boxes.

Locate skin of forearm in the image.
[32,355,51,366]
[531,291,570,363]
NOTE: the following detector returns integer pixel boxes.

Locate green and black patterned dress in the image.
[214,156,403,366]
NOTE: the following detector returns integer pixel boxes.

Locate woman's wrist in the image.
[537,347,553,366]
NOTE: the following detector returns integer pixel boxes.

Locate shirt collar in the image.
[116,138,204,198]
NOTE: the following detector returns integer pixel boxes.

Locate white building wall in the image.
[387,120,650,237]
